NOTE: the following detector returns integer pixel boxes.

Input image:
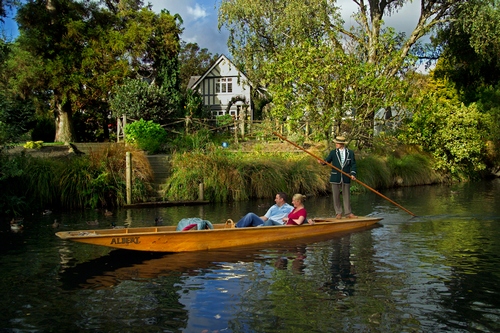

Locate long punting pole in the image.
[273,132,417,217]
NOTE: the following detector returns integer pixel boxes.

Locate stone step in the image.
[146,155,171,197]
[146,155,171,180]
[70,144,172,199]
[69,142,125,155]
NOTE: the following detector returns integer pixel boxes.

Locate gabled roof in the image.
[189,54,252,90]
[186,76,200,90]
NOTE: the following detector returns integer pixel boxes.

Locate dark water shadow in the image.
[59,224,381,290]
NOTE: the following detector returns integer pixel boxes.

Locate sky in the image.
[0,0,233,56]
[1,0,423,58]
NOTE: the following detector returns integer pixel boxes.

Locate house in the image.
[187,55,253,120]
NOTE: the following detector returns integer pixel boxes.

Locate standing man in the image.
[236,192,293,227]
[323,136,357,219]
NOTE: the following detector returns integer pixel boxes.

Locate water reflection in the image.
[273,245,307,274]
[325,235,357,297]
[2,180,500,332]
[58,227,378,290]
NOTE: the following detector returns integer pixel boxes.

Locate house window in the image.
[213,110,225,117]
[216,78,232,93]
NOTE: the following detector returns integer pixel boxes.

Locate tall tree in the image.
[433,0,500,101]
[179,42,219,91]
[431,0,500,168]
[219,0,464,145]
[79,6,182,140]
[13,0,182,143]
[15,0,92,143]
[109,9,183,125]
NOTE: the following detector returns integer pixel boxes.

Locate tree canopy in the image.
[219,0,466,145]
[7,0,182,143]
[179,42,219,91]
[433,0,500,102]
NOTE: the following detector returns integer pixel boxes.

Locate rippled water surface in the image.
[1,179,500,332]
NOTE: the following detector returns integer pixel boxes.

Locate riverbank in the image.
[2,139,495,219]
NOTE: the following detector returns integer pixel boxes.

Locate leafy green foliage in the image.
[23,141,43,149]
[216,114,233,127]
[0,93,36,144]
[429,1,500,176]
[184,89,207,118]
[434,0,500,99]
[261,41,410,146]
[399,92,492,180]
[219,0,463,146]
[124,119,167,154]
[109,79,176,123]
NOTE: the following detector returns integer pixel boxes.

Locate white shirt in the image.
[339,148,346,166]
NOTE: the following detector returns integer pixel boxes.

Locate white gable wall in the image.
[194,56,252,119]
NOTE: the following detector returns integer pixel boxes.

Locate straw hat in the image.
[333,136,347,144]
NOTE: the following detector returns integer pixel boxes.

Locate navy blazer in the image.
[325,148,357,184]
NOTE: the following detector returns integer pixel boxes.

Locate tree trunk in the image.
[54,101,76,144]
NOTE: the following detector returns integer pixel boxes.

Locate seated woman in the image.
[282,193,310,225]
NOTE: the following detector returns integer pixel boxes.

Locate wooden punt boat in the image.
[55,216,382,252]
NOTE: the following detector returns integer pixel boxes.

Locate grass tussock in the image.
[59,144,154,209]
[163,150,330,202]
[163,149,248,202]
[387,153,443,186]
[286,157,330,196]
[352,155,392,192]
[88,144,154,200]
[19,156,58,207]
[241,157,288,199]
[57,157,94,209]
[1,144,155,215]
[164,145,444,201]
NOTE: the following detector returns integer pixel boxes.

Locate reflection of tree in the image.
[58,250,189,331]
[228,245,345,332]
[226,231,391,332]
[440,267,500,332]
[418,215,500,332]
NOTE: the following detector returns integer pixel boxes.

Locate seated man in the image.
[236,192,293,227]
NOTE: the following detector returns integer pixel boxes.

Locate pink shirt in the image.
[286,208,307,225]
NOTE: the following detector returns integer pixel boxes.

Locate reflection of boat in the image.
[55,216,382,252]
[58,248,270,289]
[59,225,380,289]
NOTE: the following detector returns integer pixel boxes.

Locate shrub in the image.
[124,119,167,154]
[23,141,43,149]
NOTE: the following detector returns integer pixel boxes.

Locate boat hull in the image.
[55,216,382,252]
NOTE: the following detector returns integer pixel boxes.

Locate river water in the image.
[1,179,500,332]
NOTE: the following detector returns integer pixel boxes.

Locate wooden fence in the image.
[116,114,315,143]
